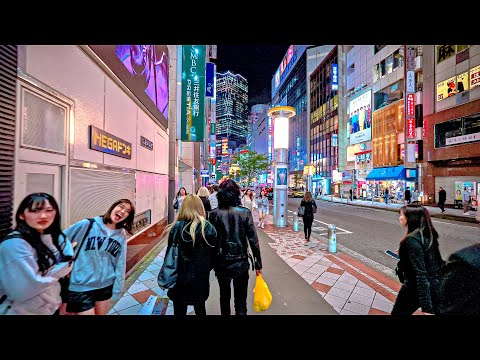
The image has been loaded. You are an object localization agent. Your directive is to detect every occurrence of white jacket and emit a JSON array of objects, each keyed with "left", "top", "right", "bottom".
[{"left": 0, "top": 233, "right": 73, "bottom": 315}]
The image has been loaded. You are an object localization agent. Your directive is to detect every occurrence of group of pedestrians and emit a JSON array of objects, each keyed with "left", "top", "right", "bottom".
[
  {"left": 0, "top": 193, "right": 135, "bottom": 315},
  {"left": 163, "top": 179, "right": 262, "bottom": 316}
]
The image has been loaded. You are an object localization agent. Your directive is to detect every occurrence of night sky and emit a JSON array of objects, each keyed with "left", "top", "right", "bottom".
[{"left": 215, "top": 45, "right": 290, "bottom": 109}]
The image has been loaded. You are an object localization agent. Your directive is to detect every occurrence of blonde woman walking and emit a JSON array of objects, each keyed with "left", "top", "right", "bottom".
[
  {"left": 257, "top": 189, "right": 269, "bottom": 229},
  {"left": 159, "top": 194, "right": 218, "bottom": 316}
]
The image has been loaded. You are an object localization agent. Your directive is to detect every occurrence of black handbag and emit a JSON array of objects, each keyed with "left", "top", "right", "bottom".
[{"left": 157, "top": 236, "right": 179, "bottom": 289}]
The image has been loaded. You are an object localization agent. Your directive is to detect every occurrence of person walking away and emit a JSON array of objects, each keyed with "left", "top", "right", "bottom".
[
  {"left": 404, "top": 187, "right": 411, "bottom": 204},
  {"left": 384, "top": 188, "right": 389, "bottom": 204},
  {"left": 197, "top": 186, "right": 212, "bottom": 219},
  {"left": 256, "top": 189, "right": 270, "bottom": 229},
  {"left": 300, "top": 191, "right": 317, "bottom": 242},
  {"left": 438, "top": 187, "right": 446, "bottom": 213},
  {"left": 160, "top": 194, "right": 218, "bottom": 316},
  {"left": 462, "top": 187, "right": 471, "bottom": 215},
  {"left": 208, "top": 179, "right": 262, "bottom": 315},
  {"left": 391, "top": 205, "right": 445, "bottom": 315},
  {"left": 61, "top": 199, "right": 135, "bottom": 315},
  {"left": 173, "top": 187, "right": 188, "bottom": 215},
  {"left": 0, "top": 193, "right": 74, "bottom": 315},
  {"left": 349, "top": 188, "right": 353, "bottom": 201},
  {"left": 208, "top": 185, "right": 219, "bottom": 210}
]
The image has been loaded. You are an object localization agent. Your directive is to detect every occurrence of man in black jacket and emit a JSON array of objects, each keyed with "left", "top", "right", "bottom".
[
  {"left": 438, "top": 187, "right": 446, "bottom": 213},
  {"left": 209, "top": 179, "right": 262, "bottom": 315}
]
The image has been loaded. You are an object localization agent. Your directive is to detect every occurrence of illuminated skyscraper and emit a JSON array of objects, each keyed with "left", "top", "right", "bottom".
[{"left": 216, "top": 71, "right": 249, "bottom": 150}]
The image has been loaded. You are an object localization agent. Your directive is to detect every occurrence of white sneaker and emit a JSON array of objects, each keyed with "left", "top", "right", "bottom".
[
  {"left": 261, "top": 224, "right": 265, "bottom": 229},
  {"left": 463, "top": 212, "right": 470, "bottom": 215}
]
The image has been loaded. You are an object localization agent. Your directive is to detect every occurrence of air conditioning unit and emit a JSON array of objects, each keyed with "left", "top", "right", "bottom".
[{"left": 415, "top": 55, "right": 423, "bottom": 71}]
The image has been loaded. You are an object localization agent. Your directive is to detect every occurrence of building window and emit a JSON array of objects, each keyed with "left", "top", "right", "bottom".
[{"left": 434, "top": 113, "right": 480, "bottom": 148}]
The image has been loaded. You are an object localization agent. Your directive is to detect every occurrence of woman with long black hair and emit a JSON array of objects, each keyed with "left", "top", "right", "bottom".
[
  {"left": 0, "top": 193, "right": 74, "bottom": 315},
  {"left": 391, "top": 205, "right": 445, "bottom": 315}
]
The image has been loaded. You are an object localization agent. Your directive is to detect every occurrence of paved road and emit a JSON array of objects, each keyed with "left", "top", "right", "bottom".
[{"left": 287, "top": 198, "right": 480, "bottom": 271}]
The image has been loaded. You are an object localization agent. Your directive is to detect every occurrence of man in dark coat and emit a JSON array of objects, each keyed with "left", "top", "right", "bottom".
[
  {"left": 404, "top": 187, "right": 411, "bottom": 204},
  {"left": 438, "top": 187, "right": 446, "bottom": 213},
  {"left": 437, "top": 243, "right": 480, "bottom": 315}
]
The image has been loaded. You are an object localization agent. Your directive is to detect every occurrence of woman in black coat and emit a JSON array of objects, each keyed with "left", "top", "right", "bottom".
[
  {"left": 160, "top": 194, "right": 218, "bottom": 316},
  {"left": 197, "top": 186, "right": 212, "bottom": 218},
  {"left": 208, "top": 179, "right": 262, "bottom": 315},
  {"left": 392, "top": 205, "right": 445, "bottom": 315},
  {"left": 300, "top": 191, "right": 317, "bottom": 242}
]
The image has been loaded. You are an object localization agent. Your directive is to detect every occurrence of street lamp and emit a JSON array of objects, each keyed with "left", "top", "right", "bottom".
[
  {"left": 303, "top": 162, "right": 315, "bottom": 192},
  {"left": 268, "top": 105, "right": 296, "bottom": 228}
]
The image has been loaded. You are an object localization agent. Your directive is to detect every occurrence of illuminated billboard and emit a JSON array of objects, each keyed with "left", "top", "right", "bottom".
[
  {"left": 89, "top": 45, "right": 169, "bottom": 128},
  {"left": 349, "top": 90, "right": 372, "bottom": 145},
  {"left": 271, "top": 45, "right": 308, "bottom": 98}
]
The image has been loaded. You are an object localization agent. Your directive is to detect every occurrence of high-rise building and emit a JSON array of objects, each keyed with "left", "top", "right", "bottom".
[{"left": 216, "top": 71, "right": 249, "bottom": 150}]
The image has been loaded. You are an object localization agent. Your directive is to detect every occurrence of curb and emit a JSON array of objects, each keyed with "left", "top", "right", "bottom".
[{"left": 317, "top": 198, "right": 479, "bottom": 224}]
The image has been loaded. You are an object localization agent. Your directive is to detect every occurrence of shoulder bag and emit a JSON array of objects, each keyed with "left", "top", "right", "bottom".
[{"left": 157, "top": 229, "right": 180, "bottom": 289}]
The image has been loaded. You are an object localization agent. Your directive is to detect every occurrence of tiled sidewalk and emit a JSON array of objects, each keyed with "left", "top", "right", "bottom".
[
  {"left": 110, "top": 212, "right": 402, "bottom": 315},
  {"left": 263, "top": 221, "right": 401, "bottom": 315}
]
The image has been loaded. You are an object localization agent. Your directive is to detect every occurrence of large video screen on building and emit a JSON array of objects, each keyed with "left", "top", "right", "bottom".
[
  {"left": 349, "top": 90, "right": 372, "bottom": 145},
  {"left": 89, "top": 45, "right": 169, "bottom": 128}
]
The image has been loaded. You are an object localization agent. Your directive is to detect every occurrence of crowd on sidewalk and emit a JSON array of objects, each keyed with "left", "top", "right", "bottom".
[{"left": 1, "top": 179, "right": 479, "bottom": 316}]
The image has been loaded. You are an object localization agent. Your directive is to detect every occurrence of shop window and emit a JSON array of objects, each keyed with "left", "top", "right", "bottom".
[
  {"left": 434, "top": 114, "right": 480, "bottom": 148},
  {"left": 380, "top": 60, "right": 386, "bottom": 78},
  {"left": 374, "top": 64, "right": 380, "bottom": 83},
  {"left": 393, "top": 49, "right": 403, "bottom": 70},
  {"left": 386, "top": 54, "right": 394, "bottom": 74}
]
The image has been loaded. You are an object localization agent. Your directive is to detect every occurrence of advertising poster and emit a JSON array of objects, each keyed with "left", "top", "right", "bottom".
[
  {"left": 456, "top": 71, "right": 469, "bottom": 93},
  {"left": 349, "top": 90, "right": 372, "bottom": 145},
  {"left": 275, "top": 165, "right": 288, "bottom": 189},
  {"left": 180, "top": 45, "right": 206, "bottom": 142},
  {"left": 455, "top": 181, "right": 464, "bottom": 200},
  {"left": 89, "top": 45, "right": 169, "bottom": 128},
  {"left": 470, "top": 65, "right": 480, "bottom": 89},
  {"left": 436, "top": 76, "right": 456, "bottom": 101}
]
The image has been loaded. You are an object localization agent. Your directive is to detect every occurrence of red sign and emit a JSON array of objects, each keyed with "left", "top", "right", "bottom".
[
  {"left": 239, "top": 149, "right": 249, "bottom": 154},
  {"left": 406, "top": 94, "right": 415, "bottom": 116},
  {"left": 423, "top": 118, "right": 426, "bottom": 138},
  {"left": 407, "top": 118, "right": 416, "bottom": 139}
]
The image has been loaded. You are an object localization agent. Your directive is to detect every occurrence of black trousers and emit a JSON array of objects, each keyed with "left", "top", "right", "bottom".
[
  {"left": 172, "top": 300, "right": 206, "bottom": 316},
  {"left": 438, "top": 201, "right": 445, "bottom": 212},
  {"left": 391, "top": 284, "right": 420, "bottom": 315},
  {"left": 303, "top": 218, "right": 313, "bottom": 239},
  {"left": 217, "top": 272, "right": 249, "bottom": 315}
]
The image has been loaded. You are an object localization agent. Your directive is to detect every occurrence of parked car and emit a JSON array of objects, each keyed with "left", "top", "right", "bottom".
[{"left": 293, "top": 190, "right": 305, "bottom": 198}]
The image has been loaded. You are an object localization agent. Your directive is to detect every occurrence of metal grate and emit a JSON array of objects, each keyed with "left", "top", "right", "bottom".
[
  {"left": 0, "top": 45, "right": 17, "bottom": 238},
  {"left": 69, "top": 168, "right": 135, "bottom": 226}
]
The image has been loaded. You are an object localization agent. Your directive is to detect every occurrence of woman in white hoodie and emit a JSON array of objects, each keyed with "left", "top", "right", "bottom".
[
  {"left": 62, "top": 199, "right": 135, "bottom": 315},
  {"left": 0, "top": 193, "right": 74, "bottom": 315}
]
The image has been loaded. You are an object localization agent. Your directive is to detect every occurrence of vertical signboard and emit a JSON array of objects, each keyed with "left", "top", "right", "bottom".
[
  {"left": 332, "top": 63, "right": 338, "bottom": 90},
  {"left": 404, "top": 46, "right": 416, "bottom": 168},
  {"left": 181, "top": 45, "right": 206, "bottom": 142},
  {"left": 205, "top": 62, "right": 215, "bottom": 98}
]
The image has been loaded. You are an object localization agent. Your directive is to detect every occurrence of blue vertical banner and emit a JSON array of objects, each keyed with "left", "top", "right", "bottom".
[
  {"left": 181, "top": 45, "right": 206, "bottom": 142},
  {"left": 205, "top": 62, "right": 215, "bottom": 97},
  {"left": 332, "top": 63, "right": 338, "bottom": 90}
]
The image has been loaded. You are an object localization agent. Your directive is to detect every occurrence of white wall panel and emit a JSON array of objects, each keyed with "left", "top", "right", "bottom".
[
  {"left": 153, "top": 174, "right": 169, "bottom": 223},
  {"left": 104, "top": 77, "right": 137, "bottom": 168},
  {"left": 135, "top": 171, "right": 155, "bottom": 216},
  {"left": 24, "top": 45, "right": 104, "bottom": 163},
  {"left": 136, "top": 109, "right": 156, "bottom": 172},
  {"left": 155, "top": 125, "right": 169, "bottom": 175}
]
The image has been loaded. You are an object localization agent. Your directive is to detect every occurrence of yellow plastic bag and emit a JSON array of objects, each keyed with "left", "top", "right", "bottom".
[{"left": 253, "top": 274, "right": 272, "bottom": 312}]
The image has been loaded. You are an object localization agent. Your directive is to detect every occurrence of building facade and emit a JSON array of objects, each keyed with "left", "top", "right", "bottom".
[
  {"left": 215, "top": 71, "right": 249, "bottom": 150},
  {"left": 422, "top": 45, "right": 480, "bottom": 205},
  {"left": 3, "top": 45, "right": 203, "bottom": 273}
]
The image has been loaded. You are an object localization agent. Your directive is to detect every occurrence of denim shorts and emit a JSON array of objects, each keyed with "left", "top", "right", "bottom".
[{"left": 66, "top": 284, "right": 114, "bottom": 313}]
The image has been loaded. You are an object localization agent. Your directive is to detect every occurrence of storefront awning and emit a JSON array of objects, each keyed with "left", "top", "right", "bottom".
[{"left": 366, "top": 166, "right": 409, "bottom": 181}]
